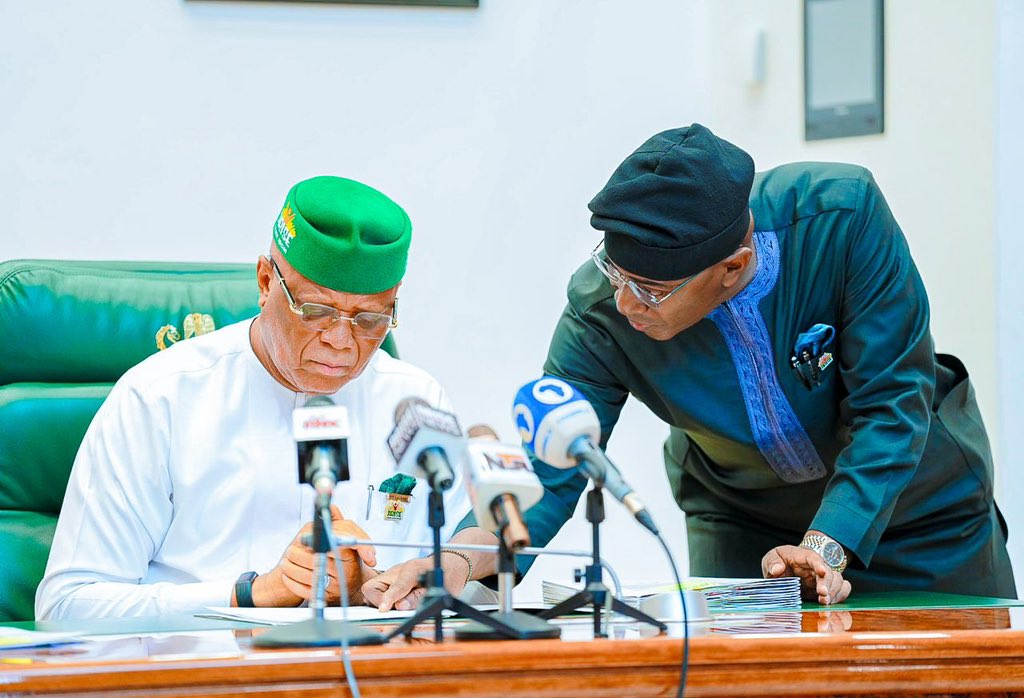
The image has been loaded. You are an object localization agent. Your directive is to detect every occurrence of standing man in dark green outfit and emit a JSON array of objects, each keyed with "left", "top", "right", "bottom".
[
  {"left": 363, "top": 123, "right": 1016, "bottom": 610},
  {"left": 520, "top": 123, "right": 1015, "bottom": 604}
]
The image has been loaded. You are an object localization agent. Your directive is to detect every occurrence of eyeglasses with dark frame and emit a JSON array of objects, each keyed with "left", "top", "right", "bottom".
[
  {"left": 266, "top": 256, "right": 398, "bottom": 339},
  {"left": 590, "top": 242, "right": 701, "bottom": 309}
]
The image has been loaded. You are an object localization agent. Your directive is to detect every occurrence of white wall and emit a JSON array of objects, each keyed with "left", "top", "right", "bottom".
[
  {"left": 997, "top": 0, "right": 1024, "bottom": 596},
  {"left": 1, "top": 0, "right": 709, "bottom": 601}
]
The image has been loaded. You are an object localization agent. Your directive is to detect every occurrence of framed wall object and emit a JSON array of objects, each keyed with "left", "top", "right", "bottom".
[
  {"left": 194, "top": 0, "right": 478, "bottom": 6},
  {"left": 803, "top": 0, "right": 884, "bottom": 141}
]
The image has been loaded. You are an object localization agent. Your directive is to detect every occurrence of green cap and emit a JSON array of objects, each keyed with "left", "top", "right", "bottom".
[{"left": 272, "top": 176, "right": 412, "bottom": 294}]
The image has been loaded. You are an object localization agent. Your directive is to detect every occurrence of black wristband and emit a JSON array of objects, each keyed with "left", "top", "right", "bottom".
[{"left": 234, "top": 571, "right": 258, "bottom": 608}]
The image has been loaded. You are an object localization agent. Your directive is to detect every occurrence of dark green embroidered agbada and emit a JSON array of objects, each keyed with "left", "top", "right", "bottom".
[{"left": 523, "top": 162, "right": 1015, "bottom": 596}]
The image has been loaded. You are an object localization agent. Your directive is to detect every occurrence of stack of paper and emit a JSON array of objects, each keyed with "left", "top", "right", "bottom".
[
  {"left": 710, "top": 612, "right": 803, "bottom": 634},
  {"left": 682, "top": 577, "right": 802, "bottom": 612},
  {"left": 542, "top": 576, "right": 801, "bottom": 614}
]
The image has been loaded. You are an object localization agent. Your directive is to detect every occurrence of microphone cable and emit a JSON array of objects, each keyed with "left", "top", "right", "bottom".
[
  {"left": 321, "top": 508, "right": 363, "bottom": 698},
  {"left": 652, "top": 530, "right": 688, "bottom": 698}
]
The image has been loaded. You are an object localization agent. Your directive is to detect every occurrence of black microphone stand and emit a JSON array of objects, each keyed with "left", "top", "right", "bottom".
[
  {"left": 253, "top": 505, "right": 386, "bottom": 648},
  {"left": 537, "top": 484, "right": 666, "bottom": 637},
  {"left": 385, "top": 487, "right": 526, "bottom": 642}
]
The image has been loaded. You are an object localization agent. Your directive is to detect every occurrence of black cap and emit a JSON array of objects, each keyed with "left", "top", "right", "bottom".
[{"left": 588, "top": 123, "right": 754, "bottom": 280}]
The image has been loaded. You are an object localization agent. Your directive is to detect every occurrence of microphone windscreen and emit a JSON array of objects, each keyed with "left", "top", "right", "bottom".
[{"left": 512, "top": 377, "right": 600, "bottom": 469}]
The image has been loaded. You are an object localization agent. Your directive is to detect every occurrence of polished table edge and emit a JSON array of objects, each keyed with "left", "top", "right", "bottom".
[
  {"left": 5, "top": 621, "right": 1024, "bottom": 696},
  {"left": 5, "top": 600, "right": 1024, "bottom": 697}
]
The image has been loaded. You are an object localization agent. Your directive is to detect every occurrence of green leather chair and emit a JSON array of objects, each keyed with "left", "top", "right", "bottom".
[{"left": 0, "top": 259, "right": 398, "bottom": 621}]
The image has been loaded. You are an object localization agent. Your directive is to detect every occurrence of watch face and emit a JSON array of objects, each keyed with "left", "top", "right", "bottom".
[{"left": 821, "top": 540, "right": 845, "bottom": 568}]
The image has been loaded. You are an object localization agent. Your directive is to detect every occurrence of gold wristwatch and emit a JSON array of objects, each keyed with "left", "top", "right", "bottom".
[{"left": 800, "top": 533, "right": 848, "bottom": 574}]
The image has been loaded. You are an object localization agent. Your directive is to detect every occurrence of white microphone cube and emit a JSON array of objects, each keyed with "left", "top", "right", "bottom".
[
  {"left": 387, "top": 399, "right": 465, "bottom": 484},
  {"left": 465, "top": 439, "right": 544, "bottom": 532},
  {"left": 292, "top": 401, "right": 351, "bottom": 487},
  {"left": 293, "top": 403, "right": 350, "bottom": 442}
]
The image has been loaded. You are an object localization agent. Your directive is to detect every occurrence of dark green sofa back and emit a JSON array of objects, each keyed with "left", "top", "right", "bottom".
[{"left": 0, "top": 259, "right": 397, "bottom": 621}]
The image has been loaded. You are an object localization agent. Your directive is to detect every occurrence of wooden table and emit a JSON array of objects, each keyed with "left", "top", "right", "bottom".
[{"left": 3, "top": 606, "right": 1024, "bottom": 697}]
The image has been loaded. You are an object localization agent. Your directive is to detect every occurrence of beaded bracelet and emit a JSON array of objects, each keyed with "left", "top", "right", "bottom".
[{"left": 433, "top": 548, "right": 473, "bottom": 585}]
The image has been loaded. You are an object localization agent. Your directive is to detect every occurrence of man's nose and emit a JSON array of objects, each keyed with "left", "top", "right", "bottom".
[
  {"left": 614, "top": 285, "right": 645, "bottom": 315},
  {"left": 318, "top": 320, "right": 358, "bottom": 350}
]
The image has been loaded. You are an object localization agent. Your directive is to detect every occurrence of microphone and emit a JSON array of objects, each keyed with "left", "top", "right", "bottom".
[
  {"left": 293, "top": 395, "right": 350, "bottom": 511},
  {"left": 464, "top": 425, "right": 544, "bottom": 551},
  {"left": 513, "top": 377, "right": 659, "bottom": 535},
  {"left": 386, "top": 397, "right": 462, "bottom": 492}
]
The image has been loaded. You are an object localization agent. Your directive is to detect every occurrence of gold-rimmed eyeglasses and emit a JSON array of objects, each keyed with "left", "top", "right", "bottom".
[{"left": 266, "top": 256, "right": 398, "bottom": 339}]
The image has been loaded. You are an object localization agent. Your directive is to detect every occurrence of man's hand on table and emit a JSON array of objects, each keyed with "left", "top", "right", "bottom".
[
  {"left": 362, "top": 553, "right": 469, "bottom": 611},
  {"left": 761, "top": 545, "right": 851, "bottom": 605},
  {"left": 362, "top": 527, "right": 500, "bottom": 611},
  {"left": 249, "top": 504, "right": 378, "bottom": 607}
]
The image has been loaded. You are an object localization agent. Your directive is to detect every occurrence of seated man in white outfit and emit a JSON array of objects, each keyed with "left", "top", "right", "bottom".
[{"left": 36, "top": 176, "right": 478, "bottom": 619}]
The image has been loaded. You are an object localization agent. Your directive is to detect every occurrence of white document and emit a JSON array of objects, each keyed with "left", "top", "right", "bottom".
[{"left": 199, "top": 606, "right": 433, "bottom": 625}]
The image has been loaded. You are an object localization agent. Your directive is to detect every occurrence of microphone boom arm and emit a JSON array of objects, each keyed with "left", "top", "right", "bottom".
[{"left": 326, "top": 536, "right": 625, "bottom": 600}]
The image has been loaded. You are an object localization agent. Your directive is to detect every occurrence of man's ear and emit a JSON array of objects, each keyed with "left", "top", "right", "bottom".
[
  {"left": 720, "top": 246, "right": 754, "bottom": 290},
  {"left": 256, "top": 256, "right": 272, "bottom": 308}
]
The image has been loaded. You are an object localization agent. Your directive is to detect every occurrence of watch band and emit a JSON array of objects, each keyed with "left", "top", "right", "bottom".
[
  {"left": 799, "top": 534, "right": 848, "bottom": 574},
  {"left": 234, "top": 571, "right": 258, "bottom": 608}
]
